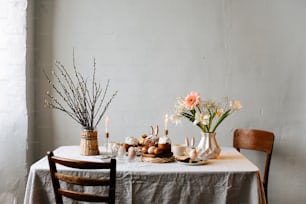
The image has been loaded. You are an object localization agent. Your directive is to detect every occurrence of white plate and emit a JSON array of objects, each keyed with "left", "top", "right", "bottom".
[
  {"left": 95, "top": 154, "right": 112, "bottom": 160},
  {"left": 177, "top": 160, "right": 208, "bottom": 166}
]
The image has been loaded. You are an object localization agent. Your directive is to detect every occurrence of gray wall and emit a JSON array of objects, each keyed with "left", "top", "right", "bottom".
[{"left": 1, "top": 0, "right": 304, "bottom": 203}]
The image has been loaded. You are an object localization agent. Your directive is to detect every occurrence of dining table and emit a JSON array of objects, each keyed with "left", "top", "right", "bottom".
[{"left": 23, "top": 146, "right": 266, "bottom": 204}]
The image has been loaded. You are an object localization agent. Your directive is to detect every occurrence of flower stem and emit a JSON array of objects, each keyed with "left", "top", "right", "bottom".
[{"left": 212, "top": 109, "right": 231, "bottom": 132}]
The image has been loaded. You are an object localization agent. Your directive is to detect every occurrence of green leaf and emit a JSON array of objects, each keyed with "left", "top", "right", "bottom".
[{"left": 212, "top": 109, "right": 231, "bottom": 132}]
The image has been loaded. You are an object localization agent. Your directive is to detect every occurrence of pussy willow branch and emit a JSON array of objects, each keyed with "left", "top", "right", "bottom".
[
  {"left": 45, "top": 94, "right": 82, "bottom": 126},
  {"left": 54, "top": 61, "right": 84, "bottom": 121},
  {"left": 44, "top": 68, "right": 87, "bottom": 127},
  {"left": 45, "top": 54, "right": 117, "bottom": 130},
  {"left": 95, "top": 79, "right": 110, "bottom": 118},
  {"left": 54, "top": 61, "right": 86, "bottom": 124},
  {"left": 51, "top": 69, "right": 76, "bottom": 116},
  {"left": 58, "top": 61, "right": 85, "bottom": 117},
  {"left": 94, "top": 90, "right": 118, "bottom": 129}
]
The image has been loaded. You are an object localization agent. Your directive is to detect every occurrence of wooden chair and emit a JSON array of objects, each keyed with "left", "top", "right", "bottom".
[
  {"left": 233, "top": 129, "right": 275, "bottom": 202},
  {"left": 47, "top": 151, "right": 116, "bottom": 204}
]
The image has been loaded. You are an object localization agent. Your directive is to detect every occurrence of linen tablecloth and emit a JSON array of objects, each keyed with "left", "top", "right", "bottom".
[{"left": 24, "top": 146, "right": 266, "bottom": 204}]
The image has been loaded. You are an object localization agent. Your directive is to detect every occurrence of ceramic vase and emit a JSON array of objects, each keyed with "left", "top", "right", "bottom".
[{"left": 196, "top": 132, "right": 221, "bottom": 159}]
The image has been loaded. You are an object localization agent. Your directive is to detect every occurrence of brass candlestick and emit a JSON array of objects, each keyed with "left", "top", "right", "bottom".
[{"left": 105, "top": 132, "right": 110, "bottom": 153}]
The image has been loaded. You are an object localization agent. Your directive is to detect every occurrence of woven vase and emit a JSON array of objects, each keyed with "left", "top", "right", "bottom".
[{"left": 80, "top": 129, "right": 99, "bottom": 156}]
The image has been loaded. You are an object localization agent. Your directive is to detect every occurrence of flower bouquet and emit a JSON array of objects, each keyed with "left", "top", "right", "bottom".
[{"left": 172, "top": 91, "right": 242, "bottom": 159}]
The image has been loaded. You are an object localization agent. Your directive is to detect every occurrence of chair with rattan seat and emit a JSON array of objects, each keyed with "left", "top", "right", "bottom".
[
  {"left": 47, "top": 151, "right": 116, "bottom": 204},
  {"left": 233, "top": 128, "right": 275, "bottom": 203}
]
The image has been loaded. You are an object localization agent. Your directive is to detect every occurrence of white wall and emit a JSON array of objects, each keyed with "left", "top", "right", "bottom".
[
  {"left": 0, "top": 0, "right": 27, "bottom": 203},
  {"left": 25, "top": 0, "right": 306, "bottom": 203}
]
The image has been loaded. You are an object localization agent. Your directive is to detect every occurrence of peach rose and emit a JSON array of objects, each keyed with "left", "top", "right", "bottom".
[{"left": 184, "top": 91, "right": 200, "bottom": 110}]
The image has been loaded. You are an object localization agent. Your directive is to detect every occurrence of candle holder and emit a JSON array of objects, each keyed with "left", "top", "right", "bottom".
[{"left": 104, "top": 132, "right": 110, "bottom": 154}]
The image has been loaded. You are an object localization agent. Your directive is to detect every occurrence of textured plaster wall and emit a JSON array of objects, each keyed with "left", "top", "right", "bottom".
[
  {"left": 26, "top": 0, "right": 306, "bottom": 204},
  {"left": 0, "top": 0, "right": 27, "bottom": 203}
]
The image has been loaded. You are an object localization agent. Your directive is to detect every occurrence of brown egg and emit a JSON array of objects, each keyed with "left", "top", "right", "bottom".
[
  {"left": 148, "top": 146, "right": 156, "bottom": 154},
  {"left": 141, "top": 146, "right": 148, "bottom": 154},
  {"left": 153, "top": 147, "right": 163, "bottom": 155}
]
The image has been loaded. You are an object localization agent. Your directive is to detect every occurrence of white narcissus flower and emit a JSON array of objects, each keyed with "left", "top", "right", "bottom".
[
  {"left": 193, "top": 120, "right": 199, "bottom": 126},
  {"left": 231, "top": 100, "right": 242, "bottom": 111},
  {"left": 202, "top": 114, "right": 210, "bottom": 125},
  {"left": 194, "top": 112, "right": 210, "bottom": 125},
  {"left": 170, "top": 114, "right": 182, "bottom": 126},
  {"left": 204, "top": 99, "right": 216, "bottom": 110},
  {"left": 216, "top": 108, "right": 224, "bottom": 117},
  {"left": 175, "top": 97, "right": 185, "bottom": 114},
  {"left": 194, "top": 112, "right": 202, "bottom": 125}
]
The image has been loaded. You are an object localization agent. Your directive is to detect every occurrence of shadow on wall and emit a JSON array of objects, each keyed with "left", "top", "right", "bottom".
[{"left": 26, "top": 0, "right": 56, "bottom": 166}]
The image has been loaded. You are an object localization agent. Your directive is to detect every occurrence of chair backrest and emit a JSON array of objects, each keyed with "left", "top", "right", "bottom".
[
  {"left": 47, "top": 151, "right": 116, "bottom": 204},
  {"left": 233, "top": 129, "right": 275, "bottom": 201}
]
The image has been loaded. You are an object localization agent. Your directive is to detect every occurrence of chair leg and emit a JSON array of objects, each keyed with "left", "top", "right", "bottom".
[{"left": 264, "top": 187, "right": 268, "bottom": 204}]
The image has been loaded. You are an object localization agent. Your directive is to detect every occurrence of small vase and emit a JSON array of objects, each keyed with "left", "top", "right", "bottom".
[
  {"left": 80, "top": 129, "right": 100, "bottom": 156},
  {"left": 196, "top": 132, "right": 221, "bottom": 159}
]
